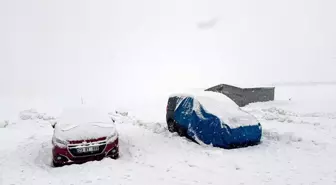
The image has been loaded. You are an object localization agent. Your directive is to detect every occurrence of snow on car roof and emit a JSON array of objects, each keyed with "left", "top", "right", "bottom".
[
  {"left": 58, "top": 106, "right": 112, "bottom": 125},
  {"left": 170, "top": 90, "right": 258, "bottom": 128},
  {"left": 169, "top": 90, "right": 239, "bottom": 108}
]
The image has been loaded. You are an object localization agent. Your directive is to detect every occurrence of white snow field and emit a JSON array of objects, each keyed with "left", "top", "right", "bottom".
[{"left": 1, "top": 84, "right": 336, "bottom": 185}]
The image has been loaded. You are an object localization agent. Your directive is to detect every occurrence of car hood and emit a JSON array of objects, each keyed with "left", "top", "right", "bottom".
[
  {"left": 221, "top": 110, "right": 259, "bottom": 129},
  {"left": 54, "top": 121, "right": 117, "bottom": 141}
]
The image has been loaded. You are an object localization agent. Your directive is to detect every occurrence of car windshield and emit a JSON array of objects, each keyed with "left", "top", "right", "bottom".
[{"left": 58, "top": 107, "right": 111, "bottom": 127}]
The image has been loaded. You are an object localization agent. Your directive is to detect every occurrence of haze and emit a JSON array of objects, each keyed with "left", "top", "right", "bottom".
[{"left": 1, "top": 0, "right": 335, "bottom": 113}]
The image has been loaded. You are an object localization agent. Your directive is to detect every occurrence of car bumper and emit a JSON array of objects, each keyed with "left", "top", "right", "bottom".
[
  {"left": 52, "top": 138, "right": 119, "bottom": 166},
  {"left": 225, "top": 124, "right": 262, "bottom": 148}
]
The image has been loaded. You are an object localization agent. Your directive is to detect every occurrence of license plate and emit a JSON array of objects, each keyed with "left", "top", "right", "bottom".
[{"left": 77, "top": 146, "right": 99, "bottom": 153}]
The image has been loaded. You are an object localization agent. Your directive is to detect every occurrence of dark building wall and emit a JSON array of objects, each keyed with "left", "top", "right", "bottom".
[
  {"left": 243, "top": 88, "right": 275, "bottom": 104},
  {"left": 206, "top": 84, "right": 244, "bottom": 106},
  {"left": 205, "top": 84, "right": 275, "bottom": 107}
]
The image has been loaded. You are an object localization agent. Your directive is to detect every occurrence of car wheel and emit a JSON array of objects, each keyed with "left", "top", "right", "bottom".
[
  {"left": 52, "top": 160, "right": 63, "bottom": 168},
  {"left": 167, "top": 120, "right": 176, "bottom": 132},
  {"left": 177, "top": 126, "right": 186, "bottom": 137},
  {"left": 111, "top": 153, "right": 119, "bottom": 159}
]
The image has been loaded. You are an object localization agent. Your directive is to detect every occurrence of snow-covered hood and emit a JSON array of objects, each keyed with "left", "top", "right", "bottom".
[
  {"left": 196, "top": 96, "right": 259, "bottom": 128},
  {"left": 53, "top": 106, "right": 118, "bottom": 141},
  {"left": 196, "top": 99, "right": 259, "bottom": 128},
  {"left": 54, "top": 121, "right": 117, "bottom": 141},
  {"left": 221, "top": 110, "right": 259, "bottom": 129}
]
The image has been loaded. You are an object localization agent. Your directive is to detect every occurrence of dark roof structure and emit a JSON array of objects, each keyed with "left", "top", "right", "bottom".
[{"left": 205, "top": 84, "right": 275, "bottom": 107}]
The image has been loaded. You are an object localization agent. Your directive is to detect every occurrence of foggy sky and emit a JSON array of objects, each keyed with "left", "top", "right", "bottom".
[{"left": 1, "top": 0, "right": 335, "bottom": 106}]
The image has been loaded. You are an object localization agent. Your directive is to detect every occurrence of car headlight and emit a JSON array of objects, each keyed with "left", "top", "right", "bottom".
[
  {"left": 52, "top": 137, "right": 68, "bottom": 146},
  {"left": 106, "top": 132, "right": 118, "bottom": 142}
]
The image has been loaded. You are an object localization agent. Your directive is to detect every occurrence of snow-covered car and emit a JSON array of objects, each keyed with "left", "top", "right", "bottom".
[
  {"left": 51, "top": 107, "right": 119, "bottom": 167},
  {"left": 166, "top": 91, "right": 262, "bottom": 149}
]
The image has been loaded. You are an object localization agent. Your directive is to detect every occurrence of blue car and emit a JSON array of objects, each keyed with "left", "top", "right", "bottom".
[{"left": 166, "top": 91, "right": 262, "bottom": 149}]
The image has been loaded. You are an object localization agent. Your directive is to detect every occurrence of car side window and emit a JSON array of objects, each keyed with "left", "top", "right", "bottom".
[{"left": 167, "top": 97, "right": 178, "bottom": 111}]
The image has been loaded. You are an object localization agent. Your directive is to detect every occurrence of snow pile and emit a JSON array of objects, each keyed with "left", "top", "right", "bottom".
[
  {"left": 263, "top": 129, "right": 303, "bottom": 144},
  {"left": 19, "top": 109, "right": 55, "bottom": 121},
  {"left": 303, "top": 112, "right": 336, "bottom": 119},
  {"left": 109, "top": 111, "right": 137, "bottom": 124},
  {"left": 243, "top": 97, "right": 336, "bottom": 146},
  {"left": 0, "top": 120, "right": 9, "bottom": 128},
  {"left": 115, "top": 110, "right": 128, "bottom": 117},
  {"left": 110, "top": 111, "right": 166, "bottom": 134},
  {"left": 260, "top": 107, "right": 296, "bottom": 123},
  {"left": 136, "top": 120, "right": 166, "bottom": 134},
  {"left": 245, "top": 102, "right": 331, "bottom": 127}
]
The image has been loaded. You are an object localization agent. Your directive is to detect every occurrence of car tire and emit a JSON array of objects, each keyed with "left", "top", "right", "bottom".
[
  {"left": 167, "top": 119, "right": 177, "bottom": 133},
  {"left": 111, "top": 153, "right": 119, "bottom": 159},
  {"left": 52, "top": 161, "right": 63, "bottom": 168},
  {"left": 177, "top": 126, "right": 186, "bottom": 137}
]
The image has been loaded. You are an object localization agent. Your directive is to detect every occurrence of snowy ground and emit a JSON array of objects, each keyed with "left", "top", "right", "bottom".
[{"left": 1, "top": 85, "right": 336, "bottom": 185}]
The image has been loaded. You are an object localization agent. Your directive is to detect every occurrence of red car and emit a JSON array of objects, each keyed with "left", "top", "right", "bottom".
[{"left": 51, "top": 107, "right": 119, "bottom": 167}]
